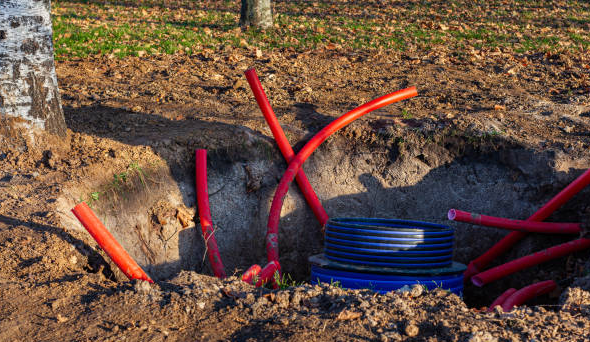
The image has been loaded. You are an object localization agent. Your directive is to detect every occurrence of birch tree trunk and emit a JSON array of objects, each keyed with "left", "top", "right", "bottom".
[
  {"left": 0, "top": 0, "right": 66, "bottom": 141},
  {"left": 240, "top": 0, "right": 273, "bottom": 29}
]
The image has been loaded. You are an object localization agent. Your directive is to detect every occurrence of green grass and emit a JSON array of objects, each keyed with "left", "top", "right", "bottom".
[
  {"left": 52, "top": 0, "right": 590, "bottom": 59},
  {"left": 79, "top": 162, "right": 148, "bottom": 206}
]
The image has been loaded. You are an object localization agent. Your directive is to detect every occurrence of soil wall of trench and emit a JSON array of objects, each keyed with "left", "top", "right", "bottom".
[{"left": 56, "top": 123, "right": 590, "bottom": 305}]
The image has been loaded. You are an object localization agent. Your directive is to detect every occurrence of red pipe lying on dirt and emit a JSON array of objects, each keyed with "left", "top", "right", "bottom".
[
  {"left": 244, "top": 68, "right": 329, "bottom": 226},
  {"left": 487, "top": 288, "right": 517, "bottom": 312},
  {"left": 501, "top": 280, "right": 557, "bottom": 312},
  {"left": 472, "top": 238, "right": 590, "bottom": 287},
  {"left": 195, "top": 149, "right": 227, "bottom": 279},
  {"left": 265, "top": 87, "right": 418, "bottom": 262},
  {"left": 465, "top": 168, "right": 590, "bottom": 281},
  {"left": 255, "top": 260, "right": 281, "bottom": 288},
  {"left": 448, "top": 209, "right": 581, "bottom": 234},
  {"left": 72, "top": 202, "right": 153, "bottom": 283},
  {"left": 242, "top": 264, "right": 262, "bottom": 284}
]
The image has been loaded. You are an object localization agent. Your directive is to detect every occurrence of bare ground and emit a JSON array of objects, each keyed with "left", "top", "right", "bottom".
[{"left": 1, "top": 48, "right": 590, "bottom": 341}]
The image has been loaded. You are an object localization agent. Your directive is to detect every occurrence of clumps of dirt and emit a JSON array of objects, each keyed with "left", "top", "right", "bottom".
[{"left": 81, "top": 273, "right": 588, "bottom": 341}]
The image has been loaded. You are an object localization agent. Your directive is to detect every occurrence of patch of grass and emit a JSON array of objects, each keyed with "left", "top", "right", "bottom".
[
  {"left": 274, "top": 272, "right": 305, "bottom": 290},
  {"left": 401, "top": 109, "right": 413, "bottom": 119},
  {"left": 52, "top": 0, "right": 590, "bottom": 59},
  {"left": 79, "top": 162, "right": 149, "bottom": 206}
]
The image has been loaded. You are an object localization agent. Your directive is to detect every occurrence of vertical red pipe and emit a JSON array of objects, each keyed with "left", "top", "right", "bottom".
[
  {"left": 195, "top": 149, "right": 227, "bottom": 279},
  {"left": 265, "top": 87, "right": 418, "bottom": 262},
  {"left": 244, "top": 68, "right": 329, "bottom": 226},
  {"left": 465, "top": 168, "right": 590, "bottom": 280},
  {"left": 72, "top": 202, "right": 153, "bottom": 283},
  {"left": 501, "top": 280, "right": 556, "bottom": 312}
]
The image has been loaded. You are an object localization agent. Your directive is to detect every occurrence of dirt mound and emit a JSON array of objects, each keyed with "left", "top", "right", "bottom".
[{"left": 1, "top": 48, "right": 589, "bottom": 340}]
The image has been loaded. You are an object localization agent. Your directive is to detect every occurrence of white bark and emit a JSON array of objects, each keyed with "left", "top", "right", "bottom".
[
  {"left": 240, "top": 0, "right": 273, "bottom": 29},
  {"left": 0, "top": 0, "right": 66, "bottom": 136}
]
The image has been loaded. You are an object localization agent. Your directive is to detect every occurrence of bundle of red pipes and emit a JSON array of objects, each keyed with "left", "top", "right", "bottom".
[{"left": 451, "top": 168, "right": 590, "bottom": 308}]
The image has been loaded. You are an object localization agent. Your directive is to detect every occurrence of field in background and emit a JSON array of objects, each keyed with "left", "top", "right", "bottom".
[{"left": 52, "top": 0, "right": 590, "bottom": 59}]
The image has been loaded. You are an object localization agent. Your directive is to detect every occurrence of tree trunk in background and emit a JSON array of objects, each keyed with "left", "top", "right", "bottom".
[
  {"left": 240, "top": 0, "right": 273, "bottom": 29},
  {"left": 0, "top": 0, "right": 66, "bottom": 140}
]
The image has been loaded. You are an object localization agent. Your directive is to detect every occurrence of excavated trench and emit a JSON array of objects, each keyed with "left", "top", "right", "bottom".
[{"left": 57, "top": 123, "right": 590, "bottom": 308}]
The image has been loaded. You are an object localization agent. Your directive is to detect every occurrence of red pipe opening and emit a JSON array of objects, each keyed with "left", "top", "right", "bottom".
[
  {"left": 448, "top": 209, "right": 581, "bottom": 234},
  {"left": 244, "top": 68, "right": 329, "bottom": 226},
  {"left": 501, "top": 280, "right": 557, "bottom": 312},
  {"left": 195, "top": 149, "right": 227, "bottom": 279},
  {"left": 242, "top": 264, "right": 262, "bottom": 285},
  {"left": 465, "top": 168, "right": 590, "bottom": 281},
  {"left": 255, "top": 260, "right": 281, "bottom": 288},
  {"left": 487, "top": 288, "right": 517, "bottom": 312},
  {"left": 472, "top": 238, "right": 590, "bottom": 287},
  {"left": 71, "top": 202, "right": 153, "bottom": 283},
  {"left": 265, "top": 87, "right": 418, "bottom": 262}
]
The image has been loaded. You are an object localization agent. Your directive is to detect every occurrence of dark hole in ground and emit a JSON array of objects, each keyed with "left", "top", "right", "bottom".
[{"left": 59, "top": 104, "right": 590, "bottom": 310}]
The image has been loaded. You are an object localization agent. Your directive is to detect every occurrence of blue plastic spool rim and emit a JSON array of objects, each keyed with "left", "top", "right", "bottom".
[
  {"left": 311, "top": 264, "right": 463, "bottom": 281},
  {"left": 326, "top": 224, "right": 454, "bottom": 238},
  {"left": 324, "top": 249, "right": 453, "bottom": 263},
  {"left": 325, "top": 254, "right": 453, "bottom": 268},
  {"left": 311, "top": 269, "right": 463, "bottom": 289},
  {"left": 325, "top": 242, "right": 454, "bottom": 257},
  {"left": 309, "top": 254, "right": 467, "bottom": 276},
  {"left": 325, "top": 236, "right": 454, "bottom": 250},
  {"left": 325, "top": 230, "right": 454, "bottom": 244},
  {"left": 329, "top": 217, "right": 453, "bottom": 232}
]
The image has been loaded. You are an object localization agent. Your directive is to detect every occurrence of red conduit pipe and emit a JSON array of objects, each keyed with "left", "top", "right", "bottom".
[
  {"left": 244, "top": 68, "right": 329, "bottom": 226},
  {"left": 255, "top": 260, "right": 281, "bottom": 288},
  {"left": 465, "top": 168, "right": 590, "bottom": 281},
  {"left": 242, "top": 264, "right": 262, "bottom": 285},
  {"left": 448, "top": 209, "right": 581, "bottom": 234},
  {"left": 265, "top": 87, "right": 418, "bottom": 262},
  {"left": 472, "top": 238, "right": 590, "bottom": 287},
  {"left": 501, "top": 280, "right": 557, "bottom": 312},
  {"left": 195, "top": 149, "right": 227, "bottom": 279},
  {"left": 487, "top": 288, "right": 517, "bottom": 312},
  {"left": 72, "top": 202, "right": 153, "bottom": 283}
]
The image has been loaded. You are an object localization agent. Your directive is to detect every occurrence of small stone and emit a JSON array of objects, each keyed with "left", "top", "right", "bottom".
[
  {"left": 468, "top": 331, "right": 498, "bottom": 342},
  {"left": 56, "top": 314, "right": 68, "bottom": 323},
  {"left": 410, "top": 284, "right": 424, "bottom": 298},
  {"left": 233, "top": 79, "right": 244, "bottom": 89},
  {"left": 69, "top": 255, "right": 78, "bottom": 265},
  {"left": 197, "top": 302, "right": 206, "bottom": 310},
  {"left": 276, "top": 291, "right": 290, "bottom": 309},
  {"left": 405, "top": 323, "right": 419, "bottom": 337}
]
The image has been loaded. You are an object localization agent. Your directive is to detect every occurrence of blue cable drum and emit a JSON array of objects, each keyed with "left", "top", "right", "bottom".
[
  {"left": 310, "top": 217, "right": 465, "bottom": 297},
  {"left": 325, "top": 218, "right": 455, "bottom": 267}
]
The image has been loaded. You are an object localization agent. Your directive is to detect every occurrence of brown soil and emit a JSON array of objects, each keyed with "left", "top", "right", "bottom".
[{"left": 1, "top": 48, "right": 590, "bottom": 341}]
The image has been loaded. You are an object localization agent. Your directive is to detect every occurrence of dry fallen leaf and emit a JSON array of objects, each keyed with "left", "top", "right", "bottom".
[{"left": 337, "top": 310, "right": 362, "bottom": 320}]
